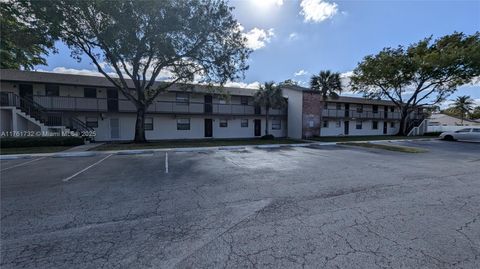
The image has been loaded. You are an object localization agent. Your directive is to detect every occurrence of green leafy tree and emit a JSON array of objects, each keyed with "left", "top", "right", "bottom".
[
  {"left": 19, "top": 0, "right": 251, "bottom": 142},
  {"left": 0, "top": 2, "right": 56, "bottom": 69},
  {"left": 449, "top": 95, "right": 475, "bottom": 124},
  {"left": 470, "top": 106, "right": 480, "bottom": 120},
  {"left": 309, "top": 70, "right": 343, "bottom": 136},
  {"left": 253, "top": 82, "right": 286, "bottom": 136},
  {"left": 351, "top": 32, "right": 480, "bottom": 135}
]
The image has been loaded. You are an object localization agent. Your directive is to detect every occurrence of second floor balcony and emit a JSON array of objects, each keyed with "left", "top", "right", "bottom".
[
  {"left": 321, "top": 108, "right": 422, "bottom": 120},
  {"left": 1, "top": 93, "right": 286, "bottom": 116}
]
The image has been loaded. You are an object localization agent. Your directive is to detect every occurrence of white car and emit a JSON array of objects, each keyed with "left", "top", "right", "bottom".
[{"left": 439, "top": 128, "right": 480, "bottom": 142}]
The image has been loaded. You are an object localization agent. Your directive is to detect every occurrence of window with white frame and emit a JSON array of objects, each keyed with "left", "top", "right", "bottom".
[
  {"left": 45, "top": 84, "right": 60, "bottom": 96},
  {"left": 86, "top": 117, "right": 98, "bottom": 128},
  {"left": 272, "top": 119, "right": 281, "bottom": 130},
  {"left": 240, "top": 96, "right": 248, "bottom": 105},
  {"left": 336, "top": 121, "right": 341, "bottom": 128},
  {"left": 356, "top": 104, "right": 363, "bottom": 113},
  {"left": 336, "top": 103, "right": 341, "bottom": 110},
  {"left": 219, "top": 119, "right": 228, "bottom": 127},
  {"left": 241, "top": 119, "right": 248, "bottom": 128},
  {"left": 356, "top": 121, "right": 363, "bottom": 129},
  {"left": 177, "top": 118, "right": 190, "bottom": 130},
  {"left": 144, "top": 117, "right": 153, "bottom": 130},
  {"left": 372, "top": 105, "right": 378, "bottom": 113},
  {"left": 372, "top": 121, "right": 378, "bottom": 129},
  {"left": 322, "top": 121, "right": 329, "bottom": 128},
  {"left": 176, "top": 93, "right": 189, "bottom": 105}
]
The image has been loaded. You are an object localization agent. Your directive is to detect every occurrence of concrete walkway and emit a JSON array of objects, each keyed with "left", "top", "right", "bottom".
[{"left": 62, "top": 143, "right": 104, "bottom": 152}]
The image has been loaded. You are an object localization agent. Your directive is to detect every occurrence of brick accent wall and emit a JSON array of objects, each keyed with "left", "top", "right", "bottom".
[{"left": 302, "top": 92, "right": 323, "bottom": 138}]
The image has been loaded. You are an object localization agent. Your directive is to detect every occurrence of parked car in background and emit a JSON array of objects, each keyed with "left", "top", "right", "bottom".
[{"left": 439, "top": 128, "right": 480, "bottom": 142}]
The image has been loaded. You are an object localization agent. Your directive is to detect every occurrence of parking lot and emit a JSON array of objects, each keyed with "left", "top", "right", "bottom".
[{"left": 1, "top": 140, "right": 479, "bottom": 268}]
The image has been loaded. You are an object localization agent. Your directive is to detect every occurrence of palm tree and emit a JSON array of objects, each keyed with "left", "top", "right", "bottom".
[
  {"left": 450, "top": 95, "right": 475, "bottom": 125},
  {"left": 254, "top": 82, "right": 286, "bottom": 136},
  {"left": 310, "top": 70, "right": 343, "bottom": 136}
]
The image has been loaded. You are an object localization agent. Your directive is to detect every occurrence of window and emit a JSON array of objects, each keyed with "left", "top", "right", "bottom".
[
  {"left": 336, "top": 121, "right": 341, "bottom": 128},
  {"left": 324, "top": 102, "right": 329, "bottom": 109},
  {"left": 356, "top": 121, "right": 362, "bottom": 129},
  {"left": 372, "top": 105, "right": 378, "bottom": 113},
  {"left": 219, "top": 119, "right": 228, "bottom": 127},
  {"left": 390, "top": 106, "right": 395, "bottom": 112},
  {"left": 472, "top": 128, "right": 480, "bottom": 133},
  {"left": 86, "top": 117, "right": 98, "bottom": 128},
  {"left": 455, "top": 128, "right": 471, "bottom": 133},
  {"left": 372, "top": 121, "right": 378, "bottom": 129},
  {"left": 272, "top": 119, "right": 281, "bottom": 130},
  {"left": 241, "top": 119, "right": 248, "bottom": 128},
  {"left": 336, "top": 103, "right": 341, "bottom": 110},
  {"left": 45, "top": 84, "right": 59, "bottom": 96},
  {"left": 322, "top": 121, "right": 329, "bottom": 128},
  {"left": 177, "top": 118, "right": 190, "bottom": 130},
  {"left": 176, "top": 93, "right": 189, "bottom": 105},
  {"left": 390, "top": 122, "right": 395, "bottom": 128},
  {"left": 240, "top": 96, "right": 249, "bottom": 105},
  {"left": 356, "top": 105, "right": 363, "bottom": 113},
  {"left": 84, "top": 88, "right": 97, "bottom": 98},
  {"left": 144, "top": 117, "right": 153, "bottom": 130}
]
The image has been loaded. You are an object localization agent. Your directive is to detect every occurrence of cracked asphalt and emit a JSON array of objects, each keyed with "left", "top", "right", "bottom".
[{"left": 1, "top": 140, "right": 479, "bottom": 268}]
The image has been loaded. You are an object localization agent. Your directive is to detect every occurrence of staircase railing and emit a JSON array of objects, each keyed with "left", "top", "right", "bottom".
[
  {"left": 69, "top": 117, "right": 94, "bottom": 133},
  {"left": 1, "top": 92, "right": 49, "bottom": 124}
]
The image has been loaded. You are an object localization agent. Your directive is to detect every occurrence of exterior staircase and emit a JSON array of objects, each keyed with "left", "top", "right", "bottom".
[{"left": 1, "top": 92, "right": 94, "bottom": 139}]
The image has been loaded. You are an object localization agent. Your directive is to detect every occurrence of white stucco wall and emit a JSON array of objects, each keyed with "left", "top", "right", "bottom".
[
  {"left": 0, "top": 109, "right": 12, "bottom": 132},
  {"left": 320, "top": 120, "right": 399, "bottom": 136},
  {"left": 282, "top": 88, "right": 303, "bottom": 139}
]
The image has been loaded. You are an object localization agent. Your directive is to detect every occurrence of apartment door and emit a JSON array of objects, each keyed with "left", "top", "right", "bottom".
[
  {"left": 107, "top": 88, "right": 119, "bottom": 112},
  {"left": 204, "top": 95, "right": 213, "bottom": 113},
  {"left": 383, "top": 122, "right": 388, "bottom": 134},
  {"left": 344, "top": 103, "right": 350, "bottom": 117},
  {"left": 204, "top": 119, "right": 213, "bottom": 137},
  {"left": 254, "top": 106, "right": 261, "bottom": 115},
  {"left": 344, "top": 121, "right": 349, "bottom": 135},
  {"left": 384, "top": 106, "right": 388, "bottom": 119},
  {"left": 19, "top": 84, "right": 33, "bottom": 109},
  {"left": 110, "top": 118, "right": 120, "bottom": 139},
  {"left": 254, "top": 119, "right": 261, "bottom": 136}
]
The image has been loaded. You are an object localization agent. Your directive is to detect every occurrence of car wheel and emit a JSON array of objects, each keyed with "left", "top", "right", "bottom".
[{"left": 443, "top": 135, "right": 455, "bottom": 141}]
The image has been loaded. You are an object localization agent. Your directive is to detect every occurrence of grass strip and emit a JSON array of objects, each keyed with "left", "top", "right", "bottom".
[{"left": 339, "top": 142, "right": 428, "bottom": 153}]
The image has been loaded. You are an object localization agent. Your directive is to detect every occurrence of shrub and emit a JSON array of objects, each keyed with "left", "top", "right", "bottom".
[
  {"left": 261, "top": 134, "right": 275, "bottom": 140},
  {"left": 0, "top": 137, "right": 84, "bottom": 148}
]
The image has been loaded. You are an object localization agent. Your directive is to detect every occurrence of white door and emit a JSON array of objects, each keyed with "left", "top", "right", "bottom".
[{"left": 110, "top": 118, "right": 120, "bottom": 139}]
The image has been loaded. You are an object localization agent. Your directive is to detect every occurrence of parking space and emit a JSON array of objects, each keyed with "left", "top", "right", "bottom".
[{"left": 1, "top": 141, "right": 479, "bottom": 268}]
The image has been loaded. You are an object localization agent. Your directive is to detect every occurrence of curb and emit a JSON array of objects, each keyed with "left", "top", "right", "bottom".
[{"left": 52, "top": 152, "right": 97, "bottom": 158}]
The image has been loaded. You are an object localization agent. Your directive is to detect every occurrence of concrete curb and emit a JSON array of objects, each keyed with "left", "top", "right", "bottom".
[{"left": 52, "top": 152, "right": 97, "bottom": 158}]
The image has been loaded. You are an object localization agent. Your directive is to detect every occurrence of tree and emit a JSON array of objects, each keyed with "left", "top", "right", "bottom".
[
  {"left": 449, "top": 95, "right": 475, "bottom": 124},
  {"left": 470, "top": 106, "right": 480, "bottom": 120},
  {"left": 309, "top": 70, "right": 343, "bottom": 136},
  {"left": 253, "top": 82, "right": 286, "bottom": 136},
  {"left": 350, "top": 32, "right": 480, "bottom": 135},
  {"left": 0, "top": 2, "right": 56, "bottom": 69},
  {"left": 279, "top": 79, "right": 299, "bottom": 87},
  {"left": 19, "top": 0, "right": 251, "bottom": 142}
]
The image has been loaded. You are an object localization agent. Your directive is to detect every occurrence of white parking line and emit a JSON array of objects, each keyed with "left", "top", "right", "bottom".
[
  {"left": 62, "top": 154, "right": 113, "bottom": 182},
  {"left": 165, "top": 152, "right": 169, "bottom": 173},
  {"left": 0, "top": 157, "right": 47, "bottom": 172}
]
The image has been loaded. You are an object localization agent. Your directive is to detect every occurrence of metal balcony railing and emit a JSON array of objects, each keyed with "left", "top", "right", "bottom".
[
  {"left": 28, "top": 95, "right": 286, "bottom": 116},
  {"left": 322, "top": 109, "right": 403, "bottom": 120}
]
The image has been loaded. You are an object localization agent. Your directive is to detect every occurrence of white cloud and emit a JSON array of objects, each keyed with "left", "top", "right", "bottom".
[
  {"left": 238, "top": 24, "right": 275, "bottom": 50},
  {"left": 294, "top": 69, "right": 309, "bottom": 76},
  {"left": 288, "top": 32, "right": 299, "bottom": 41},
  {"left": 300, "top": 0, "right": 339, "bottom": 23},
  {"left": 224, "top": 81, "right": 261, "bottom": 89}
]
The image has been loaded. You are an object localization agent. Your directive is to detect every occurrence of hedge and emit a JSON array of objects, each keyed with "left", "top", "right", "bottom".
[{"left": 0, "top": 137, "right": 84, "bottom": 148}]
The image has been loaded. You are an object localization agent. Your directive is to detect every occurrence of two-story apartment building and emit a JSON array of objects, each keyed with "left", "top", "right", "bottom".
[
  {"left": 0, "top": 70, "right": 287, "bottom": 141},
  {"left": 0, "top": 70, "right": 424, "bottom": 141}
]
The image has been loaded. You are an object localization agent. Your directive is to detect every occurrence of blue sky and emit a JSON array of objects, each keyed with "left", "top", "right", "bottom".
[{"left": 37, "top": 0, "right": 480, "bottom": 106}]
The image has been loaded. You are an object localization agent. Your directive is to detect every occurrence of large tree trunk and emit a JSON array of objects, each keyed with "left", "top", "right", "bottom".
[
  {"left": 134, "top": 105, "right": 147, "bottom": 143},
  {"left": 398, "top": 108, "right": 409, "bottom": 136},
  {"left": 265, "top": 107, "right": 270, "bottom": 136}
]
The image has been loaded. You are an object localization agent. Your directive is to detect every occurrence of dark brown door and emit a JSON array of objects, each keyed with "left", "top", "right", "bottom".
[
  {"left": 344, "top": 121, "right": 349, "bottom": 135},
  {"left": 254, "top": 119, "right": 261, "bottom": 136},
  {"left": 107, "top": 88, "right": 119, "bottom": 112},
  {"left": 204, "top": 119, "right": 212, "bottom": 137},
  {"left": 254, "top": 106, "right": 261, "bottom": 115},
  {"left": 19, "top": 84, "right": 33, "bottom": 109},
  {"left": 344, "top": 103, "right": 350, "bottom": 117},
  {"left": 204, "top": 95, "right": 212, "bottom": 113},
  {"left": 383, "top": 122, "right": 388, "bottom": 134},
  {"left": 384, "top": 106, "right": 388, "bottom": 119}
]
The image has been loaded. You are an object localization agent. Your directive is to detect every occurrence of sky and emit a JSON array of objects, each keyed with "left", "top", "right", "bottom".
[{"left": 36, "top": 0, "right": 480, "bottom": 107}]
